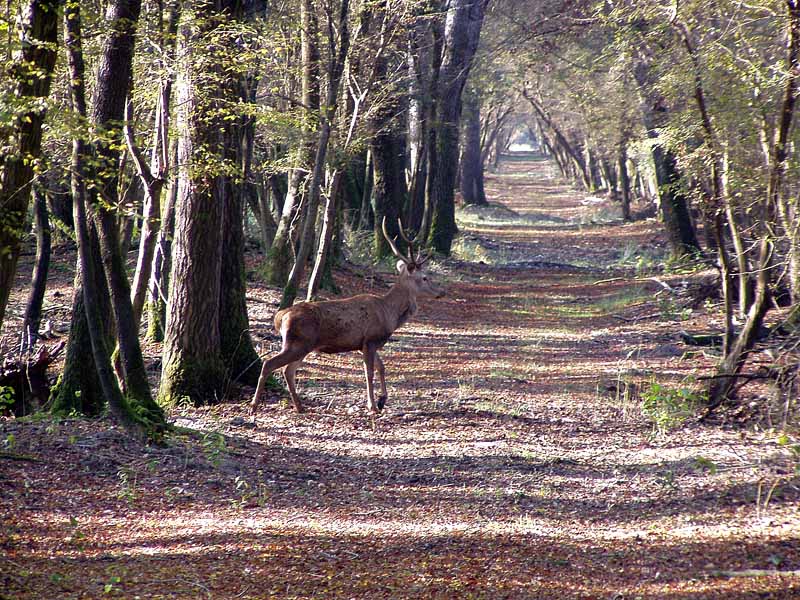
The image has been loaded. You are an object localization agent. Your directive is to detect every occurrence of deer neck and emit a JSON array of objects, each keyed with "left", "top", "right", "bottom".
[{"left": 383, "top": 280, "right": 418, "bottom": 329}]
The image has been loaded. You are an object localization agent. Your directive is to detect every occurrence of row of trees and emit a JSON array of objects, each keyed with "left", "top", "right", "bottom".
[
  {"left": 494, "top": 0, "right": 800, "bottom": 407},
  {"left": 0, "top": 0, "right": 493, "bottom": 437}
]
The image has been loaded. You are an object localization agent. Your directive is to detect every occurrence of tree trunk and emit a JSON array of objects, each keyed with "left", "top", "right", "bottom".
[
  {"left": 159, "top": 4, "right": 227, "bottom": 406},
  {"left": 127, "top": 98, "right": 166, "bottom": 325},
  {"left": 618, "top": 144, "right": 632, "bottom": 221},
  {"left": 706, "top": 0, "right": 800, "bottom": 409},
  {"left": 633, "top": 55, "right": 701, "bottom": 258},
  {"left": 219, "top": 77, "right": 261, "bottom": 387},
  {"left": 145, "top": 138, "right": 178, "bottom": 343},
  {"left": 280, "top": 0, "right": 350, "bottom": 309},
  {"left": 307, "top": 170, "right": 343, "bottom": 300},
  {"left": 460, "top": 89, "right": 487, "bottom": 206},
  {"left": 55, "top": 0, "right": 160, "bottom": 436},
  {"left": 427, "top": 0, "right": 489, "bottom": 255},
  {"left": 90, "top": 0, "right": 161, "bottom": 416},
  {"left": 129, "top": 1, "right": 178, "bottom": 325},
  {"left": 264, "top": 0, "right": 321, "bottom": 287},
  {"left": 357, "top": 149, "right": 374, "bottom": 230},
  {"left": 0, "top": 0, "right": 58, "bottom": 329},
  {"left": 21, "top": 184, "right": 51, "bottom": 350},
  {"left": 650, "top": 146, "right": 701, "bottom": 257},
  {"left": 371, "top": 131, "right": 408, "bottom": 258}
]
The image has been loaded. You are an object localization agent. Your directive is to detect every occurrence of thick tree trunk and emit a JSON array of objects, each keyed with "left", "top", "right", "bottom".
[
  {"left": 52, "top": 12, "right": 109, "bottom": 415},
  {"left": 650, "top": 146, "right": 701, "bottom": 257},
  {"left": 159, "top": 5, "right": 227, "bottom": 406},
  {"left": 90, "top": 0, "right": 161, "bottom": 416},
  {"left": 633, "top": 56, "right": 701, "bottom": 258},
  {"left": 371, "top": 131, "right": 408, "bottom": 257},
  {"left": 460, "top": 90, "right": 487, "bottom": 206},
  {"left": 21, "top": 185, "right": 51, "bottom": 350},
  {"left": 219, "top": 96, "right": 261, "bottom": 386},
  {"left": 427, "top": 0, "right": 489, "bottom": 255},
  {"left": 54, "top": 1, "right": 161, "bottom": 436},
  {"left": 0, "top": 0, "right": 58, "bottom": 329}
]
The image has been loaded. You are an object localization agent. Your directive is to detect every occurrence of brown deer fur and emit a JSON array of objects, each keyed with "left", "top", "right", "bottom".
[{"left": 250, "top": 222, "right": 443, "bottom": 414}]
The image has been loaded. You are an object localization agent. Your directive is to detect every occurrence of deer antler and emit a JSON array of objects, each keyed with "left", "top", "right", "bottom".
[
  {"left": 382, "top": 217, "right": 430, "bottom": 268},
  {"left": 382, "top": 217, "right": 410, "bottom": 265},
  {"left": 396, "top": 219, "right": 417, "bottom": 263}
]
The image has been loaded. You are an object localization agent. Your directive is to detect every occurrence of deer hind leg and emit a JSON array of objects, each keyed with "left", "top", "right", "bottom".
[
  {"left": 375, "top": 353, "right": 387, "bottom": 411},
  {"left": 283, "top": 359, "right": 304, "bottom": 412},
  {"left": 250, "top": 347, "right": 307, "bottom": 414},
  {"left": 362, "top": 343, "right": 379, "bottom": 413}
]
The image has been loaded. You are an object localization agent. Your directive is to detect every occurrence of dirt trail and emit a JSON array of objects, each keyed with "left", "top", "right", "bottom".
[{"left": 2, "top": 157, "right": 799, "bottom": 599}]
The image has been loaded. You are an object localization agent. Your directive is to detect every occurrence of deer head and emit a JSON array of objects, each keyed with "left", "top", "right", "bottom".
[{"left": 382, "top": 218, "right": 444, "bottom": 299}]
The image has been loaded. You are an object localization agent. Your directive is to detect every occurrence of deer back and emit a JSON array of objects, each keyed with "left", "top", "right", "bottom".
[{"left": 277, "top": 293, "right": 398, "bottom": 355}]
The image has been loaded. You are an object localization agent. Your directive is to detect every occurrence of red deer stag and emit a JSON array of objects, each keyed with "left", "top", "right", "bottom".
[{"left": 250, "top": 219, "right": 444, "bottom": 414}]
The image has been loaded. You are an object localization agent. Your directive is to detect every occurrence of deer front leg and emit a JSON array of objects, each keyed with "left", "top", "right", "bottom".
[
  {"left": 362, "top": 343, "right": 380, "bottom": 413},
  {"left": 375, "top": 353, "right": 387, "bottom": 411}
]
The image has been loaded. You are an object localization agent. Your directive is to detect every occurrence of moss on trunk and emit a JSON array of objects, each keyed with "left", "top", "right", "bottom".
[{"left": 158, "top": 351, "right": 226, "bottom": 407}]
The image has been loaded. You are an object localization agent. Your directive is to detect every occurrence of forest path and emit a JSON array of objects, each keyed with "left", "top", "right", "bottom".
[{"left": 2, "top": 157, "right": 799, "bottom": 599}]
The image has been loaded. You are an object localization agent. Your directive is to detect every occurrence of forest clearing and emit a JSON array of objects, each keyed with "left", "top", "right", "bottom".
[{"left": 2, "top": 158, "right": 799, "bottom": 598}]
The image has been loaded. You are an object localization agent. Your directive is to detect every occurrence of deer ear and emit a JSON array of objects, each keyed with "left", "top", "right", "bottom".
[{"left": 396, "top": 260, "right": 408, "bottom": 274}]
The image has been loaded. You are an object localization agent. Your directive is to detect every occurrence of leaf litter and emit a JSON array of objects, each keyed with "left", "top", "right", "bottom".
[{"left": 1, "top": 158, "right": 799, "bottom": 599}]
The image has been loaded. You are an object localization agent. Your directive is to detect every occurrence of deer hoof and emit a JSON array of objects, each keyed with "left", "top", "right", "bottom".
[{"left": 377, "top": 395, "right": 387, "bottom": 411}]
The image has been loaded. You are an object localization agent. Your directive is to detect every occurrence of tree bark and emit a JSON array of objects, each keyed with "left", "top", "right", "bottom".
[
  {"left": 706, "top": 0, "right": 800, "bottom": 408},
  {"left": 219, "top": 76, "right": 261, "bottom": 386},
  {"left": 427, "top": 0, "right": 490, "bottom": 255},
  {"left": 263, "top": 0, "right": 321, "bottom": 287},
  {"left": 159, "top": 3, "right": 227, "bottom": 406},
  {"left": 307, "top": 170, "right": 343, "bottom": 300},
  {"left": 55, "top": 0, "right": 160, "bottom": 436},
  {"left": 89, "top": 0, "right": 161, "bottom": 415},
  {"left": 21, "top": 184, "right": 51, "bottom": 350},
  {"left": 280, "top": 0, "right": 350, "bottom": 309},
  {"left": 145, "top": 139, "right": 178, "bottom": 343},
  {"left": 633, "top": 57, "right": 701, "bottom": 258},
  {"left": 460, "top": 89, "right": 487, "bottom": 206},
  {"left": 618, "top": 144, "right": 632, "bottom": 221},
  {"left": 128, "top": 0, "right": 178, "bottom": 325},
  {"left": 0, "top": 0, "right": 58, "bottom": 329}
]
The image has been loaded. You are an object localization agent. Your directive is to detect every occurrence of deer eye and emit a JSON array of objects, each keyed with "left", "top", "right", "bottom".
[{"left": 423, "top": 277, "right": 428, "bottom": 281}]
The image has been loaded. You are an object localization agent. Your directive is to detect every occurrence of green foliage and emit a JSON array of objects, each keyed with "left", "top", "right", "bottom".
[
  {"left": 66, "top": 516, "right": 86, "bottom": 549},
  {"left": 0, "top": 386, "right": 15, "bottom": 413},
  {"left": 233, "top": 470, "right": 270, "bottom": 508},
  {"left": 641, "top": 380, "right": 703, "bottom": 434},
  {"left": 693, "top": 456, "right": 718, "bottom": 475},
  {"left": 657, "top": 296, "right": 693, "bottom": 322},
  {"left": 116, "top": 467, "right": 138, "bottom": 505},
  {"left": 201, "top": 431, "right": 226, "bottom": 469}
]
